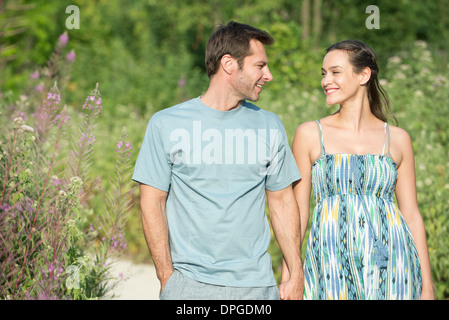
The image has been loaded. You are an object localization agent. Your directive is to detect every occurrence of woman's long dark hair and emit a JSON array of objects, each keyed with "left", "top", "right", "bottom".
[{"left": 326, "top": 40, "right": 398, "bottom": 125}]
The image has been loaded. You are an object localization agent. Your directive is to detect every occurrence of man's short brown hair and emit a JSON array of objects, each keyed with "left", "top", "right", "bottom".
[{"left": 205, "top": 21, "right": 274, "bottom": 78}]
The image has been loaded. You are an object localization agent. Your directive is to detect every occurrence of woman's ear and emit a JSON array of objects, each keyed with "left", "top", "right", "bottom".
[
  {"left": 220, "top": 54, "right": 235, "bottom": 75},
  {"left": 359, "top": 66, "right": 372, "bottom": 86}
]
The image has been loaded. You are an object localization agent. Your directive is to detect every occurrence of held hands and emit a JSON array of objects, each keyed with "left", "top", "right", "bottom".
[
  {"left": 420, "top": 286, "right": 435, "bottom": 300},
  {"left": 279, "top": 280, "right": 303, "bottom": 300},
  {"left": 279, "top": 272, "right": 304, "bottom": 300},
  {"left": 279, "top": 258, "right": 304, "bottom": 300}
]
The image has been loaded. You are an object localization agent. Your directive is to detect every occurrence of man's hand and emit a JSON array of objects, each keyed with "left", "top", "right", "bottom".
[
  {"left": 279, "top": 278, "right": 304, "bottom": 300},
  {"left": 140, "top": 184, "right": 174, "bottom": 294},
  {"left": 159, "top": 268, "right": 174, "bottom": 294},
  {"left": 267, "top": 187, "right": 304, "bottom": 300}
]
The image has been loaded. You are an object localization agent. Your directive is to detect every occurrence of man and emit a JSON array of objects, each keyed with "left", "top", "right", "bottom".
[{"left": 132, "top": 21, "right": 303, "bottom": 300}]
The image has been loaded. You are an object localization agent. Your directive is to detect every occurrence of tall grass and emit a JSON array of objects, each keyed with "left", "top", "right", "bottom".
[{"left": 0, "top": 33, "right": 134, "bottom": 300}]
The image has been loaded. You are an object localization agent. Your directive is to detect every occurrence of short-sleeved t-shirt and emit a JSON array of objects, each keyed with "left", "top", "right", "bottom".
[{"left": 132, "top": 97, "right": 301, "bottom": 287}]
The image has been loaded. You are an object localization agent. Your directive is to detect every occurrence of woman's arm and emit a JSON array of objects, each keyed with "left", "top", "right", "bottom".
[
  {"left": 292, "top": 121, "right": 318, "bottom": 242},
  {"left": 282, "top": 122, "right": 317, "bottom": 285},
  {"left": 393, "top": 127, "right": 434, "bottom": 300}
]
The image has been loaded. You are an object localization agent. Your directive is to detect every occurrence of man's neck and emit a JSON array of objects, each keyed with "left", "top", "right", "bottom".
[{"left": 200, "top": 80, "right": 243, "bottom": 111}]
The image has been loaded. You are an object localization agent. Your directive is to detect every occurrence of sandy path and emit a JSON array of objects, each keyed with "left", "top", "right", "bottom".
[{"left": 107, "top": 259, "right": 160, "bottom": 300}]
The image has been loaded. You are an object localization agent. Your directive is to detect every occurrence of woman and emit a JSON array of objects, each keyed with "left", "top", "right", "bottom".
[{"left": 291, "top": 40, "right": 434, "bottom": 299}]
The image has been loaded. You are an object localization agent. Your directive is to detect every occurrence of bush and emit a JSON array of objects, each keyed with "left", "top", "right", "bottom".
[
  {"left": 383, "top": 41, "right": 449, "bottom": 299},
  {"left": 0, "top": 33, "right": 135, "bottom": 300}
]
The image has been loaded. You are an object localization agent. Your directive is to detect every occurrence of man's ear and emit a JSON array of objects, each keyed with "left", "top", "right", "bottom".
[
  {"left": 221, "top": 54, "right": 235, "bottom": 75},
  {"left": 359, "top": 66, "right": 372, "bottom": 86}
]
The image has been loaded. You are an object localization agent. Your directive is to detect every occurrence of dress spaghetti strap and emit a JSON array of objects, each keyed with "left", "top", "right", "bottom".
[
  {"left": 382, "top": 122, "right": 393, "bottom": 160},
  {"left": 316, "top": 120, "right": 326, "bottom": 157},
  {"left": 316, "top": 120, "right": 392, "bottom": 159},
  {"left": 381, "top": 122, "right": 387, "bottom": 156}
]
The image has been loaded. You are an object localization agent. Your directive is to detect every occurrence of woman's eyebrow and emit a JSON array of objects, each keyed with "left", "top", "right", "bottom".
[{"left": 321, "top": 65, "right": 344, "bottom": 72}]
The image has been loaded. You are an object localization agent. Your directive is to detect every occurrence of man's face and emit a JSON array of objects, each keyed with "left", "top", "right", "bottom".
[{"left": 231, "top": 39, "right": 273, "bottom": 102}]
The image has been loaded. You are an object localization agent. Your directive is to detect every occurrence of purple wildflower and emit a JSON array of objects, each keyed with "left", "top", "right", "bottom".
[
  {"left": 58, "top": 32, "right": 69, "bottom": 47},
  {"left": 178, "top": 77, "right": 186, "bottom": 87},
  {"left": 116, "top": 137, "right": 132, "bottom": 159},
  {"left": 53, "top": 113, "right": 71, "bottom": 128},
  {"left": 48, "top": 263, "right": 55, "bottom": 273},
  {"left": 81, "top": 85, "right": 102, "bottom": 118},
  {"left": 51, "top": 176, "right": 61, "bottom": 186},
  {"left": 110, "top": 229, "right": 127, "bottom": 253},
  {"left": 30, "top": 71, "right": 40, "bottom": 80},
  {"left": 65, "top": 50, "right": 76, "bottom": 63},
  {"left": 0, "top": 203, "right": 12, "bottom": 213}
]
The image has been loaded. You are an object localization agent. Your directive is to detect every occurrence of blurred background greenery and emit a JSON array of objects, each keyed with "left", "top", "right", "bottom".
[{"left": 1, "top": 0, "right": 448, "bottom": 299}]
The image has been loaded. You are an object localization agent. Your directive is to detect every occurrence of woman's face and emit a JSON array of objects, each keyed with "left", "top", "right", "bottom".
[{"left": 321, "top": 50, "right": 366, "bottom": 106}]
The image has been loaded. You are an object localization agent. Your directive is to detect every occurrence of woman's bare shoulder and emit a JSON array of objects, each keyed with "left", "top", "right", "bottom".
[
  {"left": 293, "top": 120, "right": 322, "bottom": 163},
  {"left": 294, "top": 120, "right": 319, "bottom": 137},
  {"left": 388, "top": 124, "right": 414, "bottom": 167},
  {"left": 389, "top": 124, "right": 412, "bottom": 146}
]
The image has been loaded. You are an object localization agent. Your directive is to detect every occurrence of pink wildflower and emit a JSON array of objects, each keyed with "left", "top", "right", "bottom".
[
  {"left": 30, "top": 71, "right": 40, "bottom": 80},
  {"left": 53, "top": 113, "right": 71, "bottom": 127},
  {"left": 82, "top": 85, "right": 102, "bottom": 118},
  {"left": 58, "top": 32, "right": 69, "bottom": 47},
  {"left": 65, "top": 50, "right": 76, "bottom": 63}
]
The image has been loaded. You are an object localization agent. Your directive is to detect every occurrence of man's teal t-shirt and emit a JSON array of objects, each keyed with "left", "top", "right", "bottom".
[{"left": 132, "top": 97, "right": 301, "bottom": 287}]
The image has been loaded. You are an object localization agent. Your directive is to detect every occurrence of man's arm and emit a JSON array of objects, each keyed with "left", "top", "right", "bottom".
[
  {"left": 266, "top": 186, "right": 304, "bottom": 300},
  {"left": 139, "top": 183, "right": 173, "bottom": 292}
]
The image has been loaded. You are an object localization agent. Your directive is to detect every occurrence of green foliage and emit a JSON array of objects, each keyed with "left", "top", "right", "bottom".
[
  {"left": 5, "top": 0, "right": 448, "bottom": 115},
  {"left": 0, "top": 34, "right": 135, "bottom": 299},
  {"left": 383, "top": 41, "right": 449, "bottom": 299}
]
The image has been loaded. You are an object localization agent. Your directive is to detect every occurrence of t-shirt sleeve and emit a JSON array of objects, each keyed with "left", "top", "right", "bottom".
[
  {"left": 132, "top": 114, "right": 172, "bottom": 191},
  {"left": 265, "top": 116, "right": 301, "bottom": 191}
]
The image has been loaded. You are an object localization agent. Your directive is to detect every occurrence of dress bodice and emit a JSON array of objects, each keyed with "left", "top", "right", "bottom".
[{"left": 311, "top": 153, "right": 398, "bottom": 204}]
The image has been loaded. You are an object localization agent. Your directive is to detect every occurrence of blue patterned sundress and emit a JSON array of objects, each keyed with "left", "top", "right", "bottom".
[{"left": 303, "top": 120, "right": 422, "bottom": 300}]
